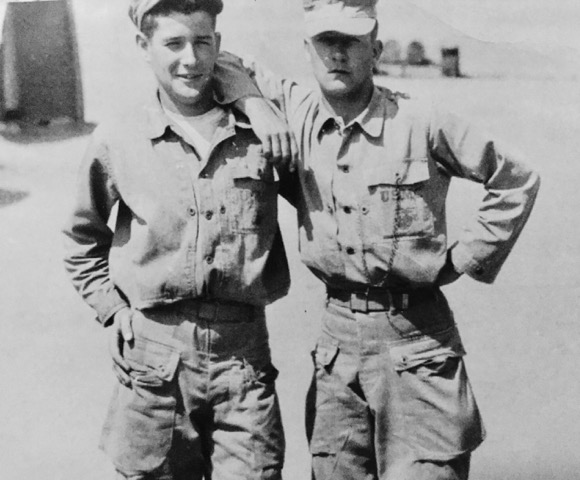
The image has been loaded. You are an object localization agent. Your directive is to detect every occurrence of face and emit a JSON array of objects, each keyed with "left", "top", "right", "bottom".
[
  {"left": 137, "top": 11, "right": 221, "bottom": 115},
  {"left": 305, "top": 31, "right": 382, "bottom": 102}
]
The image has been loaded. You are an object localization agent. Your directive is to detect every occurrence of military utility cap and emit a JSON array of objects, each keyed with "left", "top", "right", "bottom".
[
  {"left": 129, "top": 0, "right": 224, "bottom": 31},
  {"left": 303, "top": 0, "right": 377, "bottom": 37}
]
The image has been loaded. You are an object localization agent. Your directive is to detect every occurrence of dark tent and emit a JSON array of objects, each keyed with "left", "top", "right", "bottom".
[{"left": 0, "top": 0, "right": 83, "bottom": 124}]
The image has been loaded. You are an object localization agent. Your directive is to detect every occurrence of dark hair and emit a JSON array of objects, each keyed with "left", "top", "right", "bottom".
[{"left": 141, "top": 0, "right": 223, "bottom": 38}]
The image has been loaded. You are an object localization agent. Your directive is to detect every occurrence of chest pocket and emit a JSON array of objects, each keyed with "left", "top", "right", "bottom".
[
  {"left": 363, "top": 157, "right": 435, "bottom": 240},
  {"left": 224, "top": 157, "right": 279, "bottom": 234}
]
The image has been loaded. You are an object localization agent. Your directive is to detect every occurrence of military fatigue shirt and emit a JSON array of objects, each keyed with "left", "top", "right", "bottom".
[
  {"left": 235, "top": 58, "right": 540, "bottom": 291},
  {"left": 63, "top": 91, "right": 290, "bottom": 325}
]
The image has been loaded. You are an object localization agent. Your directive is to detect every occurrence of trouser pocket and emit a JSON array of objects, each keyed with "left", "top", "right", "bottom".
[
  {"left": 389, "top": 326, "right": 485, "bottom": 461},
  {"left": 100, "top": 337, "right": 180, "bottom": 477},
  {"left": 306, "top": 340, "right": 377, "bottom": 480}
]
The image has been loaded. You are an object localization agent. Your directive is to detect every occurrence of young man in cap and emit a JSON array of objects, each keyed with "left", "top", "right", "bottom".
[
  {"left": 225, "top": 0, "right": 541, "bottom": 478},
  {"left": 63, "top": 1, "right": 294, "bottom": 478}
]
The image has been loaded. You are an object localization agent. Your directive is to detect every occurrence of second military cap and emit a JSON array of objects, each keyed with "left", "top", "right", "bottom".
[{"left": 303, "top": 0, "right": 377, "bottom": 37}]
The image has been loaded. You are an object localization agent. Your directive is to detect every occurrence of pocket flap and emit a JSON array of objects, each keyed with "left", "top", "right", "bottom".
[
  {"left": 127, "top": 338, "right": 180, "bottom": 384},
  {"left": 312, "top": 340, "right": 339, "bottom": 368},
  {"left": 231, "top": 158, "right": 279, "bottom": 182},
  {"left": 390, "top": 325, "right": 465, "bottom": 372},
  {"left": 156, "top": 350, "right": 180, "bottom": 382},
  {"left": 365, "top": 157, "right": 429, "bottom": 187}
]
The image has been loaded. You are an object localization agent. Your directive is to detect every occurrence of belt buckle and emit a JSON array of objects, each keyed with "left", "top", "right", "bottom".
[{"left": 350, "top": 290, "right": 370, "bottom": 313}]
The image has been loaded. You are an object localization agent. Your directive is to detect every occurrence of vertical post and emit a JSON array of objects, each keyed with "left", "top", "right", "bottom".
[
  {"left": 1, "top": 2, "right": 20, "bottom": 118},
  {"left": 65, "top": 0, "right": 84, "bottom": 122},
  {"left": 441, "top": 47, "right": 461, "bottom": 78}
]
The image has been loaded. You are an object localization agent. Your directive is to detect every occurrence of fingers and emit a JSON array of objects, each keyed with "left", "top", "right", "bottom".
[
  {"left": 270, "top": 133, "right": 283, "bottom": 165},
  {"left": 261, "top": 135, "right": 273, "bottom": 160},
  {"left": 109, "top": 309, "right": 134, "bottom": 386},
  {"left": 113, "top": 362, "right": 132, "bottom": 387},
  {"left": 263, "top": 130, "right": 299, "bottom": 172},
  {"left": 289, "top": 131, "right": 299, "bottom": 173},
  {"left": 109, "top": 327, "right": 131, "bottom": 384},
  {"left": 120, "top": 310, "right": 134, "bottom": 343}
]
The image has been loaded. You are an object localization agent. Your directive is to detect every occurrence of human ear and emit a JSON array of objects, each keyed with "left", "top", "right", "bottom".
[
  {"left": 373, "top": 39, "right": 383, "bottom": 62},
  {"left": 304, "top": 38, "right": 313, "bottom": 64},
  {"left": 215, "top": 32, "right": 222, "bottom": 53},
  {"left": 136, "top": 32, "right": 151, "bottom": 62}
]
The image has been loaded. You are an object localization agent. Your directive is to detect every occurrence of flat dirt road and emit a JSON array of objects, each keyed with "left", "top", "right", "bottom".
[{"left": 1, "top": 2, "right": 580, "bottom": 479}]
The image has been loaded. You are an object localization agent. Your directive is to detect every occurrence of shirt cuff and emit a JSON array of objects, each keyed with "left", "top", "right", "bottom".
[
  {"left": 449, "top": 242, "right": 495, "bottom": 284},
  {"left": 94, "top": 290, "right": 129, "bottom": 327}
]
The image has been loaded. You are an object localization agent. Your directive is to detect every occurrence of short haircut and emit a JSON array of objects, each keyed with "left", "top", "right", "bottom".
[{"left": 140, "top": 0, "right": 222, "bottom": 38}]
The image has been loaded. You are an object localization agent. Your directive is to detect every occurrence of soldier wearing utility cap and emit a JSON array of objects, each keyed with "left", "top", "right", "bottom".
[
  {"left": 63, "top": 0, "right": 296, "bottom": 479},
  {"left": 220, "top": 0, "right": 541, "bottom": 478}
]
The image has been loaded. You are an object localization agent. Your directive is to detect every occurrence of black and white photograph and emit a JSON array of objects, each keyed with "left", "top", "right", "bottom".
[{"left": 0, "top": 1, "right": 578, "bottom": 479}]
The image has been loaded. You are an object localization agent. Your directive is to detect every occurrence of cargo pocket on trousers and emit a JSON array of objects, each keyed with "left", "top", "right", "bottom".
[
  {"left": 100, "top": 338, "right": 180, "bottom": 477},
  {"left": 307, "top": 340, "right": 341, "bottom": 456},
  {"left": 390, "top": 326, "right": 485, "bottom": 461}
]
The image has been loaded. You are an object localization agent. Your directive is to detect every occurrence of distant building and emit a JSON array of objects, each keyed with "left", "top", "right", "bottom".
[
  {"left": 381, "top": 39, "right": 403, "bottom": 65},
  {"left": 407, "top": 41, "right": 430, "bottom": 66},
  {"left": 0, "top": 0, "right": 83, "bottom": 123},
  {"left": 441, "top": 47, "right": 461, "bottom": 77}
]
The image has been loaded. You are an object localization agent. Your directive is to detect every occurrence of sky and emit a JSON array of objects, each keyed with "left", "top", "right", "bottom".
[{"left": 408, "top": 0, "right": 580, "bottom": 49}]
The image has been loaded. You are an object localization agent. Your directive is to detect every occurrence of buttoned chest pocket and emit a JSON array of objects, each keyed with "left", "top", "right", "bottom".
[
  {"left": 224, "top": 158, "right": 279, "bottom": 234},
  {"left": 363, "top": 158, "right": 435, "bottom": 240}
]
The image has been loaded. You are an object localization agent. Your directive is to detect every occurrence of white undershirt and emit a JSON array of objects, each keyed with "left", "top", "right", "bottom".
[{"left": 164, "top": 106, "right": 224, "bottom": 160}]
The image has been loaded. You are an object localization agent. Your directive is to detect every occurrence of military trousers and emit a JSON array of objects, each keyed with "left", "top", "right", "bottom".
[
  {"left": 100, "top": 300, "right": 285, "bottom": 480},
  {"left": 306, "top": 289, "right": 485, "bottom": 480}
]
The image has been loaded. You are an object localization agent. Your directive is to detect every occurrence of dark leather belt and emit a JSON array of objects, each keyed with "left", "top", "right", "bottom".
[
  {"left": 326, "top": 287, "right": 437, "bottom": 313},
  {"left": 177, "top": 299, "right": 259, "bottom": 322}
]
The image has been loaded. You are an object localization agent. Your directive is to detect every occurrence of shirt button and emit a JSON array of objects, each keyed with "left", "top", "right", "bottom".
[
  {"left": 206, "top": 256, "right": 214, "bottom": 265},
  {"left": 327, "top": 204, "right": 333, "bottom": 213},
  {"left": 188, "top": 207, "right": 197, "bottom": 216},
  {"left": 362, "top": 206, "right": 369, "bottom": 215},
  {"left": 343, "top": 206, "right": 352, "bottom": 214},
  {"left": 346, "top": 247, "right": 355, "bottom": 255},
  {"left": 220, "top": 206, "right": 226, "bottom": 214},
  {"left": 205, "top": 211, "right": 214, "bottom": 220},
  {"left": 340, "top": 165, "right": 350, "bottom": 173}
]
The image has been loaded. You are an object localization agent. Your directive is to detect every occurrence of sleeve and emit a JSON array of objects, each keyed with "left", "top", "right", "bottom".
[
  {"left": 213, "top": 51, "right": 314, "bottom": 123},
  {"left": 212, "top": 51, "right": 262, "bottom": 104},
  {"left": 428, "top": 106, "right": 541, "bottom": 283},
  {"left": 62, "top": 130, "right": 129, "bottom": 325}
]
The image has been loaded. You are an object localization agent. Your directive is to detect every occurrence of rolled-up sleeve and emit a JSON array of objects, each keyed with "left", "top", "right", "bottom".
[
  {"left": 429, "top": 107, "right": 541, "bottom": 283},
  {"left": 62, "top": 130, "right": 128, "bottom": 325}
]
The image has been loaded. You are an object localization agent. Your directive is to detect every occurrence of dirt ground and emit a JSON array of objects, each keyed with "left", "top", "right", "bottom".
[{"left": 1, "top": 2, "right": 580, "bottom": 479}]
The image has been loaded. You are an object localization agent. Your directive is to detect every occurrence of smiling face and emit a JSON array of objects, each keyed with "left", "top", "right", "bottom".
[
  {"left": 305, "top": 30, "right": 381, "bottom": 103},
  {"left": 137, "top": 10, "right": 221, "bottom": 115}
]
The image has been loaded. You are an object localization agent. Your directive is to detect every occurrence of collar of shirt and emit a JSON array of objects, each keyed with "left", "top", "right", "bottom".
[
  {"left": 142, "top": 90, "right": 253, "bottom": 142},
  {"left": 314, "top": 86, "right": 394, "bottom": 140}
]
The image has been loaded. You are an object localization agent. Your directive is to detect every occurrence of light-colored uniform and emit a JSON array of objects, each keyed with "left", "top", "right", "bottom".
[
  {"left": 63, "top": 91, "right": 289, "bottom": 480},
  {"left": 228, "top": 57, "right": 540, "bottom": 479}
]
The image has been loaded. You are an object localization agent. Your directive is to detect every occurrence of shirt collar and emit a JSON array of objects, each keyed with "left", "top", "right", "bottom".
[
  {"left": 315, "top": 86, "right": 397, "bottom": 140},
  {"left": 143, "top": 90, "right": 252, "bottom": 141}
]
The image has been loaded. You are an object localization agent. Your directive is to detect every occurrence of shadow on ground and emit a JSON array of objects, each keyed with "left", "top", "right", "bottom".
[
  {"left": 0, "top": 121, "right": 96, "bottom": 144},
  {"left": 0, "top": 188, "right": 29, "bottom": 207}
]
